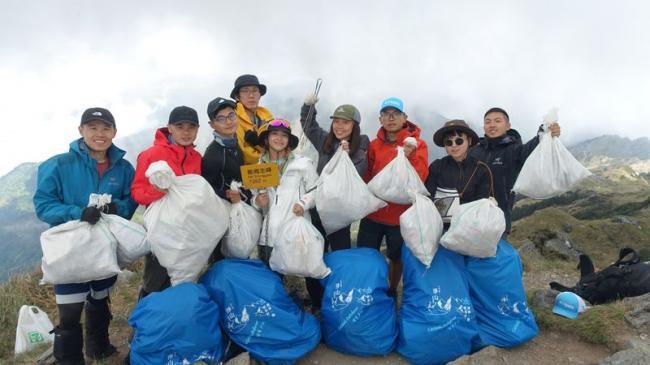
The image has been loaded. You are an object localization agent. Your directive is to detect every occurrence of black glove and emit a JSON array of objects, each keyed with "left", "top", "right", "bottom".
[
  {"left": 80, "top": 206, "right": 101, "bottom": 225},
  {"left": 244, "top": 130, "right": 258, "bottom": 146},
  {"left": 101, "top": 202, "right": 118, "bottom": 215}
]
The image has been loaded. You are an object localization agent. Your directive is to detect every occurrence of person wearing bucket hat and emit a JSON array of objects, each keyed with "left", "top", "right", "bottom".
[
  {"left": 202, "top": 97, "right": 253, "bottom": 263},
  {"left": 130, "top": 106, "right": 202, "bottom": 297},
  {"left": 33, "top": 107, "right": 138, "bottom": 363},
  {"left": 251, "top": 119, "right": 319, "bottom": 265},
  {"left": 299, "top": 92, "right": 371, "bottom": 310},
  {"left": 425, "top": 119, "right": 493, "bottom": 230},
  {"left": 230, "top": 74, "right": 275, "bottom": 165},
  {"left": 469, "top": 107, "right": 562, "bottom": 236},
  {"left": 357, "top": 97, "right": 429, "bottom": 298}
]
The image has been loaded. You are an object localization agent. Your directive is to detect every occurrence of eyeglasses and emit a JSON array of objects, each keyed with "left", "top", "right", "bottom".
[
  {"left": 268, "top": 119, "right": 290, "bottom": 128},
  {"left": 380, "top": 111, "right": 403, "bottom": 120},
  {"left": 213, "top": 112, "right": 237, "bottom": 123},
  {"left": 444, "top": 137, "right": 465, "bottom": 147}
]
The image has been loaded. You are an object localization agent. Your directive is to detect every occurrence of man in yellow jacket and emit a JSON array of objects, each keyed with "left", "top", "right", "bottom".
[{"left": 230, "top": 74, "right": 274, "bottom": 164}]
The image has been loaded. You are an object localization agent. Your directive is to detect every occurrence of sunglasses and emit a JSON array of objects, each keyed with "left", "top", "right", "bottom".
[
  {"left": 444, "top": 137, "right": 465, "bottom": 147},
  {"left": 268, "top": 119, "right": 290, "bottom": 128}
]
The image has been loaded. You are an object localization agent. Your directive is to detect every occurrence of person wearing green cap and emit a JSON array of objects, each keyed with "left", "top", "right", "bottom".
[{"left": 299, "top": 91, "right": 370, "bottom": 312}]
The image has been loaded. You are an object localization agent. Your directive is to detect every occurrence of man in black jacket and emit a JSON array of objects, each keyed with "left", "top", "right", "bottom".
[
  {"left": 202, "top": 97, "right": 252, "bottom": 262},
  {"left": 469, "top": 107, "right": 560, "bottom": 235}
]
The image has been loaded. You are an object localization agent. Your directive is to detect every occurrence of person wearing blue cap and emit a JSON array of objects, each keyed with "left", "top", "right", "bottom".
[{"left": 358, "top": 97, "right": 429, "bottom": 297}]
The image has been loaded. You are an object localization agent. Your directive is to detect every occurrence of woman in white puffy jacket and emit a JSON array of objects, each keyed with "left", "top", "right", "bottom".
[{"left": 251, "top": 119, "right": 319, "bottom": 264}]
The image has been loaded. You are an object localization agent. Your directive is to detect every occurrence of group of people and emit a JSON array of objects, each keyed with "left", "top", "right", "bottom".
[{"left": 33, "top": 73, "right": 561, "bottom": 364}]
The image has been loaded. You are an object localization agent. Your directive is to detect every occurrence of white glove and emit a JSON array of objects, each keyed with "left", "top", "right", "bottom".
[{"left": 304, "top": 92, "right": 319, "bottom": 106}]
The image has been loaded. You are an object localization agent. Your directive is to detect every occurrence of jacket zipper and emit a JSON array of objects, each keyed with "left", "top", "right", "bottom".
[{"left": 180, "top": 146, "right": 188, "bottom": 174}]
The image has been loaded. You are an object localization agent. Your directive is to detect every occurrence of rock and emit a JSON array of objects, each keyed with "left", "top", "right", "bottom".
[
  {"left": 622, "top": 293, "right": 650, "bottom": 308},
  {"left": 563, "top": 223, "right": 573, "bottom": 233},
  {"left": 626, "top": 337, "right": 650, "bottom": 353},
  {"left": 612, "top": 216, "right": 640, "bottom": 227},
  {"left": 518, "top": 240, "right": 542, "bottom": 262},
  {"left": 624, "top": 302, "right": 650, "bottom": 332},
  {"left": 543, "top": 238, "right": 580, "bottom": 261},
  {"left": 224, "top": 352, "right": 250, "bottom": 365},
  {"left": 449, "top": 346, "right": 506, "bottom": 364},
  {"left": 598, "top": 348, "right": 650, "bottom": 365},
  {"left": 531, "top": 289, "right": 559, "bottom": 310}
]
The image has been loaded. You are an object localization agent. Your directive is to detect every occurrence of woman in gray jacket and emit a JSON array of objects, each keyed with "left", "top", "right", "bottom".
[{"left": 300, "top": 93, "right": 370, "bottom": 310}]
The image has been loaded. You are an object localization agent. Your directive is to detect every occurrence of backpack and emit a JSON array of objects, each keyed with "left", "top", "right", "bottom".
[{"left": 550, "top": 247, "right": 650, "bottom": 305}]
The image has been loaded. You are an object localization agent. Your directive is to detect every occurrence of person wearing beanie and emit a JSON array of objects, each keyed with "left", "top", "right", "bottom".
[
  {"left": 230, "top": 74, "right": 275, "bottom": 164},
  {"left": 425, "top": 119, "right": 493, "bottom": 231},
  {"left": 299, "top": 91, "right": 370, "bottom": 311},
  {"left": 357, "top": 97, "right": 429, "bottom": 298},
  {"left": 33, "top": 107, "right": 138, "bottom": 364},
  {"left": 131, "top": 105, "right": 202, "bottom": 296},
  {"left": 469, "top": 107, "right": 561, "bottom": 236},
  {"left": 251, "top": 119, "right": 319, "bottom": 265},
  {"left": 201, "top": 97, "right": 252, "bottom": 263}
]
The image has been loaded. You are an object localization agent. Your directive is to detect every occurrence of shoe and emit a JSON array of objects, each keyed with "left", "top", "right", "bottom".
[
  {"left": 84, "top": 296, "right": 117, "bottom": 360},
  {"left": 52, "top": 325, "right": 86, "bottom": 365}
]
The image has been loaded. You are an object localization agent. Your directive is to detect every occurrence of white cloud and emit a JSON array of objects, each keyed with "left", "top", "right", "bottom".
[{"left": 0, "top": 0, "right": 649, "bottom": 175}]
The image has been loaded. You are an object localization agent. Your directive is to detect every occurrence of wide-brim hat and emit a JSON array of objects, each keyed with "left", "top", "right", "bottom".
[
  {"left": 433, "top": 119, "right": 479, "bottom": 147},
  {"left": 256, "top": 119, "right": 299, "bottom": 150},
  {"left": 230, "top": 74, "right": 267, "bottom": 100}
]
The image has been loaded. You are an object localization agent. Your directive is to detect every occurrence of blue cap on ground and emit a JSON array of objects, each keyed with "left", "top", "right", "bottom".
[
  {"left": 380, "top": 97, "right": 404, "bottom": 113},
  {"left": 552, "top": 291, "right": 587, "bottom": 319}
]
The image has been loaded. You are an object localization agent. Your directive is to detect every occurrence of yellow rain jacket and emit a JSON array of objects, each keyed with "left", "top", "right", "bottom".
[{"left": 235, "top": 102, "right": 274, "bottom": 164}]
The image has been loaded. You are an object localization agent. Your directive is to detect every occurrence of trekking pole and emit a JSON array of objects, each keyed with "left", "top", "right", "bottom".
[{"left": 299, "top": 78, "right": 323, "bottom": 149}]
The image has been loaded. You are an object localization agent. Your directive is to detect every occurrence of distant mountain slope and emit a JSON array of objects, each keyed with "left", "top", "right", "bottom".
[{"left": 569, "top": 135, "right": 650, "bottom": 160}]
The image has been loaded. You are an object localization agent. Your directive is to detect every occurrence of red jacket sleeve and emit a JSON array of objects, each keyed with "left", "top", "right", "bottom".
[
  {"left": 407, "top": 139, "right": 429, "bottom": 181},
  {"left": 131, "top": 152, "right": 165, "bottom": 206}
]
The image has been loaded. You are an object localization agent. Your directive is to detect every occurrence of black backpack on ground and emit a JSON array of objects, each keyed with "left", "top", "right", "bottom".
[{"left": 549, "top": 247, "right": 650, "bottom": 305}]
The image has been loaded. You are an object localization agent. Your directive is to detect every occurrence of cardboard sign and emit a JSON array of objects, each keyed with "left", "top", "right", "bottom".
[{"left": 240, "top": 163, "right": 280, "bottom": 189}]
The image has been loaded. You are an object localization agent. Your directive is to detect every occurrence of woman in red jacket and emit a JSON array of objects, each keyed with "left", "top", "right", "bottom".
[
  {"left": 131, "top": 106, "right": 202, "bottom": 296},
  {"left": 358, "top": 97, "right": 429, "bottom": 297}
]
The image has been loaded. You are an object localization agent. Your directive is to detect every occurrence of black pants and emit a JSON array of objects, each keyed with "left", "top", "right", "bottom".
[
  {"left": 305, "top": 209, "right": 352, "bottom": 308},
  {"left": 356, "top": 217, "right": 403, "bottom": 261}
]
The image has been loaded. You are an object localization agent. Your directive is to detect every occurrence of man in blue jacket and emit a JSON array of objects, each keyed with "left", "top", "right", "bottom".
[{"left": 33, "top": 107, "right": 137, "bottom": 364}]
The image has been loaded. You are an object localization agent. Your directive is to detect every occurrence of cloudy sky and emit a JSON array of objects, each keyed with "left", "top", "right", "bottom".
[{"left": 1, "top": 0, "right": 648, "bottom": 176}]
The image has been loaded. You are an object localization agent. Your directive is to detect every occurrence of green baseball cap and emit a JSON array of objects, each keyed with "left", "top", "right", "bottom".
[{"left": 330, "top": 104, "right": 361, "bottom": 124}]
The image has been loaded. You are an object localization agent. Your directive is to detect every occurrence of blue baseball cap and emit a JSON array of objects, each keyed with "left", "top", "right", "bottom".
[
  {"left": 553, "top": 292, "right": 587, "bottom": 319},
  {"left": 380, "top": 97, "right": 404, "bottom": 113}
]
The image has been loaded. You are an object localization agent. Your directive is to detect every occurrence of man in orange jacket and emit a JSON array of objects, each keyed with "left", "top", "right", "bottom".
[{"left": 359, "top": 97, "right": 429, "bottom": 297}]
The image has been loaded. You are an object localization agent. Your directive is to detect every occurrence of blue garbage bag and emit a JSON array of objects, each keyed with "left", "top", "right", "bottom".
[
  {"left": 466, "top": 239, "right": 539, "bottom": 348},
  {"left": 129, "top": 283, "right": 224, "bottom": 365},
  {"left": 397, "top": 245, "right": 479, "bottom": 365},
  {"left": 200, "top": 259, "right": 320, "bottom": 365},
  {"left": 319, "top": 248, "right": 397, "bottom": 356}
]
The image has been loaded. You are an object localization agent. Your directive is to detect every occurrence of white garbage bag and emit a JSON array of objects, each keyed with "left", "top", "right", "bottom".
[
  {"left": 270, "top": 216, "right": 331, "bottom": 279},
  {"left": 14, "top": 305, "right": 55, "bottom": 355},
  {"left": 40, "top": 220, "right": 121, "bottom": 284},
  {"left": 293, "top": 119, "right": 320, "bottom": 171},
  {"left": 103, "top": 214, "right": 149, "bottom": 267},
  {"left": 222, "top": 182, "right": 262, "bottom": 259},
  {"left": 513, "top": 108, "right": 592, "bottom": 199},
  {"left": 143, "top": 161, "right": 230, "bottom": 286},
  {"left": 316, "top": 148, "right": 387, "bottom": 234},
  {"left": 440, "top": 197, "right": 505, "bottom": 258},
  {"left": 368, "top": 146, "right": 429, "bottom": 204},
  {"left": 400, "top": 192, "right": 443, "bottom": 267}
]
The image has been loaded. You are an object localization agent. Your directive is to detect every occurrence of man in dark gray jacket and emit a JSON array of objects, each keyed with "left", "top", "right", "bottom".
[{"left": 469, "top": 107, "right": 560, "bottom": 235}]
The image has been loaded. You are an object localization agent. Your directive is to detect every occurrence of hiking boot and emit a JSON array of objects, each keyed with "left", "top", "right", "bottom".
[
  {"left": 52, "top": 325, "right": 86, "bottom": 365},
  {"left": 84, "top": 296, "right": 117, "bottom": 360}
]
